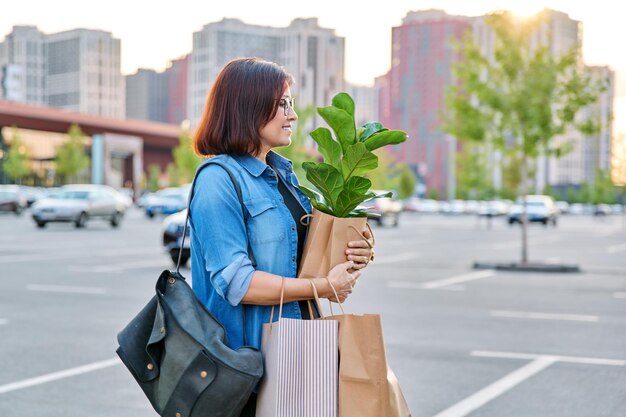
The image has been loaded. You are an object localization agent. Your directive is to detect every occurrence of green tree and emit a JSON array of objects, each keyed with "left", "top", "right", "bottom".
[
  {"left": 56, "top": 124, "right": 90, "bottom": 184},
  {"left": 147, "top": 164, "right": 161, "bottom": 192},
  {"left": 172, "top": 129, "right": 203, "bottom": 184},
  {"left": 455, "top": 142, "right": 494, "bottom": 200},
  {"left": 591, "top": 169, "right": 616, "bottom": 204},
  {"left": 367, "top": 149, "right": 417, "bottom": 199},
  {"left": 444, "top": 10, "right": 605, "bottom": 264},
  {"left": 2, "top": 128, "right": 31, "bottom": 183}
]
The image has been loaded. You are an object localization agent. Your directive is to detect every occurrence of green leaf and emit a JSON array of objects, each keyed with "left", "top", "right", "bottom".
[
  {"left": 302, "top": 162, "right": 344, "bottom": 208},
  {"left": 341, "top": 142, "right": 378, "bottom": 179},
  {"left": 298, "top": 184, "right": 335, "bottom": 215},
  {"left": 332, "top": 92, "right": 355, "bottom": 118},
  {"left": 334, "top": 177, "right": 373, "bottom": 217},
  {"left": 363, "top": 130, "right": 408, "bottom": 151},
  {"left": 347, "top": 208, "right": 370, "bottom": 217},
  {"left": 310, "top": 127, "right": 341, "bottom": 166},
  {"left": 318, "top": 106, "right": 356, "bottom": 151},
  {"left": 359, "top": 122, "right": 388, "bottom": 142}
]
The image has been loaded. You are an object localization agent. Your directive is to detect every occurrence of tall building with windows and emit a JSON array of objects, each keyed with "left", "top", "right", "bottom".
[
  {"left": 284, "top": 18, "right": 344, "bottom": 129},
  {"left": 45, "top": 29, "right": 124, "bottom": 118},
  {"left": 165, "top": 55, "right": 188, "bottom": 125},
  {"left": 188, "top": 18, "right": 344, "bottom": 127},
  {"left": 0, "top": 26, "right": 46, "bottom": 105},
  {"left": 189, "top": 18, "right": 284, "bottom": 126},
  {"left": 125, "top": 68, "right": 167, "bottom": 122},
  {"left": 379, "top": 10, "right": 472, "bottom": 197}
]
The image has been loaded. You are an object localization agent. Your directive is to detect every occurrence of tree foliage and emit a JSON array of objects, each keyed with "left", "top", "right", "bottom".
[
  {"left": 444, "top": 10, "right": 606, "bottom": 262},
  {"left": 172, "top": 129, "right": 204, "bottom": 185},
  {"left": 2, "top": 128, "right": 31, "bottom": 182},
  {"left": 56, "top": 124, "right": 90, "bottom": 183}
]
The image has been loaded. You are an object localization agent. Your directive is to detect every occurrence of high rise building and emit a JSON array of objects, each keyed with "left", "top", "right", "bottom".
[
  {"left": 379, "top": 10, "right": 472, "bottom": 197},
  {"left": 45, "top": 29, "right": 124, "bottom": 118},
  {"left": 165, "top": 55, "right": 188, "bottom": 125},
  {"left": 0, "top": 26, "right": 46, "bottom": 105},
  {"left": 188, "top": 18, "right": 344, "bottom": 127},
  {"left": 125, "top": 68, "right": 167, "bottom": 122},
  {"left": 284, "top": 18, "right": 344, "bottom": 129},
  {"left": 558, "top": 66, "right": 614, "bottom": 185}
]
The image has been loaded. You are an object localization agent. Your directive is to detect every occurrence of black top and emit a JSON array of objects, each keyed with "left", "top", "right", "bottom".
[{"left": 274, "top": 170, "right": 319, "bottom": 320}]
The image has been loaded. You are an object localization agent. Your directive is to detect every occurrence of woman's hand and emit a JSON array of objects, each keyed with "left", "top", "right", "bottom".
[
  {"left": 346, "top": 226, "right": 374, "bottom": 270},
  {"left": 326, "top": 261, "right": 361, "bottom": 303}
]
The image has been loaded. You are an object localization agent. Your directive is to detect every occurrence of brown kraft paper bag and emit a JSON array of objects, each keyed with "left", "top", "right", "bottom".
[
  {"left": 298, "top": 208, "right": 368, "bottom": 279},
  {"left": 325, "top": 313, "right": 412, "bottom": 417}
]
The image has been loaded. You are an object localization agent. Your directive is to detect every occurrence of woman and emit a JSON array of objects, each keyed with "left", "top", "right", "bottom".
[{"left": 190, "top": 57, "right": 374, "bottom": 416}]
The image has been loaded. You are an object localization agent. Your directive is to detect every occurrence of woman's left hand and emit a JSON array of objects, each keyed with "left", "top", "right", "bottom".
[{"left": 345, "top": 226, "right": 374, "bottom": 270}]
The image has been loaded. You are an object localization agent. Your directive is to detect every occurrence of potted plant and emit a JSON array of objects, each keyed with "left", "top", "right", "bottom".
[{"left": 297, "top": 92, "right": 408, "bottom": 278}]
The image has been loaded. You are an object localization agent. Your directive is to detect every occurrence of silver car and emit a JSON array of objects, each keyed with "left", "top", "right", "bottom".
[{"left": 31, "top": 184, "right": 127, "bottom": 228}]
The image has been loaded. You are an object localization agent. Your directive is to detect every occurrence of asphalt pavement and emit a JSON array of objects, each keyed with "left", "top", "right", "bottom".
[{"left": 0, "top": 207, "right": 624, "bottom": 417}]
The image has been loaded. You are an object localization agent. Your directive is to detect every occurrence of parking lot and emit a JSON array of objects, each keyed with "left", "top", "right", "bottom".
[{"left": 0, "top": 207, "right": 625, "bottom": 416}]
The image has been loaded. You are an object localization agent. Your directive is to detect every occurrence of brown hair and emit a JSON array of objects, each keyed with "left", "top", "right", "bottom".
[{"left": 193, "top": 57, "right": 293, "bottom": 157}]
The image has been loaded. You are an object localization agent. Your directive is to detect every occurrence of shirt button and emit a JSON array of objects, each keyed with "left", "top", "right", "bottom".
[
  {"left": 292, "top": 256, "right": 296, "bottom": 262},
  {"left": 291, "top": 225, "right": 295, "bottom": 231}
]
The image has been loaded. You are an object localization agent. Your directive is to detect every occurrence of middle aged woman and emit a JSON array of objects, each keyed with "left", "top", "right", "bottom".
[{"left": 189, "top": 57, "right": 374, "bottom": 416}]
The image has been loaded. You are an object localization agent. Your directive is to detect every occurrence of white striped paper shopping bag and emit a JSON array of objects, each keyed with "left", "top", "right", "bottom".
[{"left": 256, "top": 317, "right": 338, "bottom": 417}]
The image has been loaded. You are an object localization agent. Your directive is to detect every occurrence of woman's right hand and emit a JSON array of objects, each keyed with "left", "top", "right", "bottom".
[{"left": 326, "top": 261, "right": 361, "bottom": 303}]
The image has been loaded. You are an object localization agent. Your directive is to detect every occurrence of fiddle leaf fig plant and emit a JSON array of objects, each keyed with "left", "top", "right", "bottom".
[{"left": 299, "top": 92, "right": 408, "bottom": 218}]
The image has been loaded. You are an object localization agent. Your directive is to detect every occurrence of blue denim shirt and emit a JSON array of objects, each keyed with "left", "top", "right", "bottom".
[{"left": 189, "top": 151, "right": 312, "bottom": 351}]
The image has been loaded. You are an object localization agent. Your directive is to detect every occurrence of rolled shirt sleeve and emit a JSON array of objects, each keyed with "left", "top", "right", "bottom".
[{"left": 190, "top": 165, "right": 255, "bottom": 307}]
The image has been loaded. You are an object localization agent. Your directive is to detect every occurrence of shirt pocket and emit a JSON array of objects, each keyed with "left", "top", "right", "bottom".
[{"left": 244, "top": 197, "right": 285, "bottom": 244}]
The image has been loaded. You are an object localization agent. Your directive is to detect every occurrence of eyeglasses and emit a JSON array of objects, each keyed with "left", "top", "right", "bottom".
[{"left": 276, "top": 97, "right": 296, "bottom": 116}]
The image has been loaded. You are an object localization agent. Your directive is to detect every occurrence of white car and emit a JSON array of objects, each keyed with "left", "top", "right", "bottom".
[
  {"left": 31, "top": 184, "right": 128, "bottom": 228},
  {"left": 507, "top": 195, "right": 558, "bottom": 226}
]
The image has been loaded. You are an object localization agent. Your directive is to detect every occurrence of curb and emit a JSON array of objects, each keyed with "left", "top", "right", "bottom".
[{"left": 473, "top": 261, "right": 581, "bottom": 273}]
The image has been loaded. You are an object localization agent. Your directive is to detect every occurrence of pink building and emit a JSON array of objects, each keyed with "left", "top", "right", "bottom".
[
  {"left": 165, "top": 55, "right": 188, "bottom": 125},
  {"left": 379, "top": 10, "right": 471, "bottom": 197}
]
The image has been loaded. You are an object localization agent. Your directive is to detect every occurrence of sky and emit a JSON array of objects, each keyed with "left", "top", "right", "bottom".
[{"left": 1, "top": 0, "right": 624, "bottom": 133}]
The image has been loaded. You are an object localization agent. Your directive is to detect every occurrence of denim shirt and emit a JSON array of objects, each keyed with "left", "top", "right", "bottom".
[{"left": 189, "top": 151, "right": 312, "bottom": 351}]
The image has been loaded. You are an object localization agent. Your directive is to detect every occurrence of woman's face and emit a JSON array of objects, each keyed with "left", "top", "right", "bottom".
[{"left": 259, "top": 84, "right": 298, "bottom": 155}]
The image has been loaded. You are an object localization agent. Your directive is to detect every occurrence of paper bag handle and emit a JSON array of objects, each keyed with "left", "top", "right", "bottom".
[
  {"left": 324, "top": 278, "right": 346, "bottom": 315},
  {"left": 268, "top": 277, "right": 286, "bottom": 333},
  {"left": 307, "top": 280, "right": 326, "bottom": 319},
  {"left": 348, "top": 222, "right": 375, "bottom": 248}
]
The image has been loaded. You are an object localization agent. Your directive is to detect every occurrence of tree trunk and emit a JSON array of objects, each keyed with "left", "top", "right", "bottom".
[{"left": 520, "top": 153, "right": 529, "bottom": 264}]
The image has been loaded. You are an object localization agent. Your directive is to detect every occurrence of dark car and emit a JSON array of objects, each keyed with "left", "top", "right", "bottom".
[
  {"left": 0, "top": 185, "right": 27, "bottom": 215},
  {"left": 162, "top": 209, "right": 190, "bottom": 266}
]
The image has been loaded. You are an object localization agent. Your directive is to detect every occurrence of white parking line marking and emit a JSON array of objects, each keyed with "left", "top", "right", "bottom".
[
  {"left": 0, "top": 319, "right": 7, "bottom": 326},
  {"left": 0, "top": 247, "right": 159, "bottom": 264},
  {"left": 607, "top": 243, "right": 626, "bottom": 254},
  {"left": 614, "top": 292, "right": 626, "bottom": 299},
  {"left": 490, "top": 310, "right": 599, "bottom": 322},
  {"left": 369, "top": 252, "right": 420, "bottom": 265},
  {"left": 471, "top": 350, "right": 626, "bottom": 366},
  {"left": 433, "top": 351, "right": 625, "bottom": 417},
  {"left": 433, "top": 356, "right": 557, "bottom": 417},
  {"left": 0, "top": 358, "right": 120, "bottom": 395},
  {"left": 387, "top": 281, "right": 466, "bottom": 291},
  {"left": 422, "top": 270, "right": 495, "bottom": 289},
  {"left": 26, "top": 284, "right": 107, "bottom": 295},
  {"left": 68, "top": 259, "right": 166, "bottom": 273}
]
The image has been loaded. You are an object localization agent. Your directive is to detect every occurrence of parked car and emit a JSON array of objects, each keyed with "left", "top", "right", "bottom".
[
  {"left": 507, "top": 195, "right": 558, "bottom": 226},
  {"left": 0, "top": 185, "right": 27, "bottom": 215},
  {"left": 478, "top": 200, "right": 510, "bottom": 217},
  {"left": 360, "top": 190, "right": 403, "bottom": 227},
  {"left": 31, "top": 184, "right": 127, "bottom": 228},
  {"left": 162, "top": 209, "right": 189, "bottom": 266},
  {"left": 144, "top": 186, "right": 190, "bottom": 218}
]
